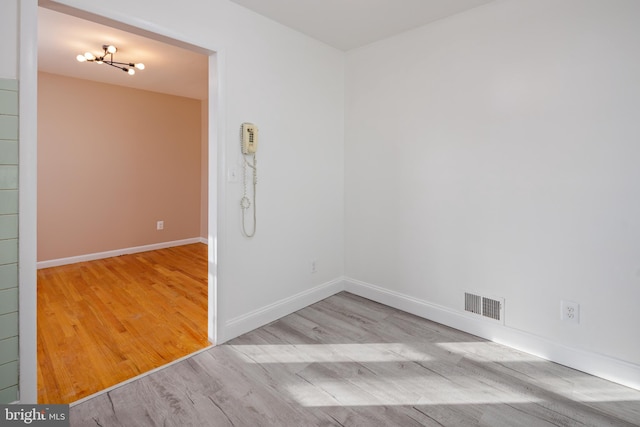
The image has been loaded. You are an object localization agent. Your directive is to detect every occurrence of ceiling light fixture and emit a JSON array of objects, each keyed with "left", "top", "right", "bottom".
[{"left": 76, "top": 44, "right": 145, "bottom": 76}]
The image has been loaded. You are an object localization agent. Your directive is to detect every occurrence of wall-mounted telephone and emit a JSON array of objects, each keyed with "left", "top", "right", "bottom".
[
  {"left": 242, "top": 123, "right": 258, "bottom": 154},
  {"left": 240, "top": 123, "right": 258, "bottom": 237}
]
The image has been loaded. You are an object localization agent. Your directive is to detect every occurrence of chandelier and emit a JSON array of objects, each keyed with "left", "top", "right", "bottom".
[{"left": 76, "top": 45, "right": 145, "bottom": 76}]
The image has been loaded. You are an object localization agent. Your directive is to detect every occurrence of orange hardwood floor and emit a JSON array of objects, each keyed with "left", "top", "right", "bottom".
[{"left": 37, "top": 243, "right": 210, "bottom": 404}]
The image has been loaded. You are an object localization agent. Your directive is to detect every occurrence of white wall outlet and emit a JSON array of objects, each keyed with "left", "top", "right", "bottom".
[
  {"left": 310, "top": 259, "right": 317, "bottom": 274},
  {"left": 156, "top": 220, "right": 164, "bottom": 230},
  {"left": 561, "top": 300, "right": 580, "bottom": 323}
]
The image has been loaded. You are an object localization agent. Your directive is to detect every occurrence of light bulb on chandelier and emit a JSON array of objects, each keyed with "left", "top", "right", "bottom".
[{"left": 76, "top": 44, "right": 145, "bottom": 76}]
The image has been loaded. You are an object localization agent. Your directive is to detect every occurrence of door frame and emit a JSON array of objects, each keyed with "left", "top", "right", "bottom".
[{"left": 19, "top": 0, "right": 225, "bottom": 403}]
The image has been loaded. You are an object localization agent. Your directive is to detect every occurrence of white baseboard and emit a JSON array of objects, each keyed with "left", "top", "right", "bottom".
[
  {"left": 37, "top": 238, "right": 206, "bottom": 269},
  {"left": 344, "top": 277, "right": 640, "bottom": 391},
  {"left": 221, "top": 278, "right": 345, "bottom": 343}
]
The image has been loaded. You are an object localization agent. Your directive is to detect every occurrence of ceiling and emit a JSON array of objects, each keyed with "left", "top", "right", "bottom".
[
  {"left": 229, "top": 0, "right": 494, "bottom": 51},
  {"left": 38, "top": 1, "right": 494, "bottom": 98},
  {"left": 38, "top": 7, "right": 209, "bottom": 100}
]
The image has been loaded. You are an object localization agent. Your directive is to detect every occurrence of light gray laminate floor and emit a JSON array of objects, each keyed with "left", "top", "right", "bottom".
[{"left": 70, "top": 292, "right": 640, "bottom": 426}]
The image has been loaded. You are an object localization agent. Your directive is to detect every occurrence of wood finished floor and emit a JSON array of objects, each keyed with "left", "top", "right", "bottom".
[
  {"left": 37, "top": 243, "right": 210, "bottom": 404},
  {"left": 70, "top": 292, "right": 640, "bottom": 426}
]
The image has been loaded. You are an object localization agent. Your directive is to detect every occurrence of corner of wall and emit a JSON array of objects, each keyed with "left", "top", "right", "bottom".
[{"left": 219, "top": 277, "right": 346, "bottom": 343}]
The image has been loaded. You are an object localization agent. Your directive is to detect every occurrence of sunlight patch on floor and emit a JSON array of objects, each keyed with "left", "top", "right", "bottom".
[
  {"left": 543, "top": 376, "right": 640, "bottom": 403},
  {"left": 437, "top": 342, "right": 543, "bottom": 362},
  {"left": 229, "top": 343, "right": 433, "bottom": 364},
  {"left": 285, "top": 377, "right": 543, "bottom": 407},
  {"left": 229, "top": 341, "right": 640, "bottom": 408}
]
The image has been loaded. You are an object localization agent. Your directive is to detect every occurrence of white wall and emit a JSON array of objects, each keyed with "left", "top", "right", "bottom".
[
  {"left": 39, "top": 0, "right": 345, "bottom": 340},
  {"left": 346, "top": 0, "right": 640, "bottom": 374}
]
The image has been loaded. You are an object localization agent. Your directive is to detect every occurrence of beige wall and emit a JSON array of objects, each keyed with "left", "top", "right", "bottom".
[
  {"left": 200, "top": 101, "right": 208, "bottom": 239},
  {"left": 38, "top": 72, "right": 203, "bottom": 262}
]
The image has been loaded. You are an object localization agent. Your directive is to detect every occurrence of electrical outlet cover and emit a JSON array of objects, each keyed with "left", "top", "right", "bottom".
[{"left": 561, "top": 300, "right": 580, "bottom": 323}]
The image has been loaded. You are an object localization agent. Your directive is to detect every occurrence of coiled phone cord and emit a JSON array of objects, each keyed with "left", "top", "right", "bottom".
[{"left": 241, "top": 154, "right": 257, "bottom": 237}]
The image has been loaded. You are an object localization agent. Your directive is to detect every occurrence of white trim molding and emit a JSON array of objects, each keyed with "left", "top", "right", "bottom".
[
  {"left": 343, "top": 277, "right": 640, "bottom": 392},
  {"left": 221, "top": 278, "right": 345, "bottom": 343},
  {"left": 37, "top": 238, "right": 205, "bottom": 269},
  {"left": 18, "top": 0, "right": 40, "bottom": 405}
]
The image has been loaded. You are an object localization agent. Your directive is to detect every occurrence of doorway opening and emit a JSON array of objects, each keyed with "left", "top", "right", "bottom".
[{"left": 34, "top": 4, "right": 218, "bottom": 404}]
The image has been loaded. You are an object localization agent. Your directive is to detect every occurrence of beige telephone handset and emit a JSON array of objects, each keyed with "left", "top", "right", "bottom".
[
  {"left": 240, "top": 123, "right": 258, "bottom": 237},
  {"left": 242, "top": 123, "right": 258, "bottom": 154}
]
